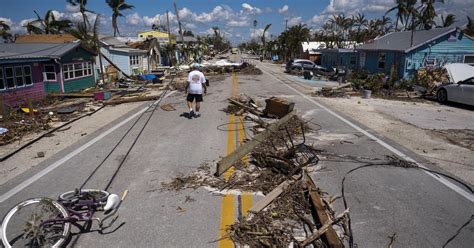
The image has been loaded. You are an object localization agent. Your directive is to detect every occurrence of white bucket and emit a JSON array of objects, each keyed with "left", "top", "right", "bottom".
[{"left": 363, "top": 90, "right": 372, "bottom": 99}]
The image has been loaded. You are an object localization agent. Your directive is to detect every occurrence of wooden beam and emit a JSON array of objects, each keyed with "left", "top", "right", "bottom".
[
  {"left": 248, "top": 175, "right": 299, "bottom": 215},
  {"left": 104, "top": 95, "right": 161, "bottom": 105},
  {"left": 300, "top": 210, "right": 349, "bottom": 247},
  {"left": 304, "top": 173, "right": 344, "bottom": 248},
  {"left": 214, "top": 110, "right": 296, "bottom": 176}
]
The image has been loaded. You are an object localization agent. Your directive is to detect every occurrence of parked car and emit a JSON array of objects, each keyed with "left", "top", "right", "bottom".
[
  {"left": 436, "top": 63, "right": 474, "bottom": 106},
  {"left": 285, "top": 59, "right": 315, "bottom": 72}
]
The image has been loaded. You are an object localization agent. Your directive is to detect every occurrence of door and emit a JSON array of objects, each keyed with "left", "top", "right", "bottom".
[{"left": 460, "top": 78, "right": 474, "bottom": 105}]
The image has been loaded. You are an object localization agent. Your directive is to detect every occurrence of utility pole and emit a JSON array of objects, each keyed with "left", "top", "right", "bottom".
[
  {"left": 174, "top": 1, "right": 184, "bottom": 57},
  {"left": 285, "top": 19, "right": 288, "bottom": 31},
  {"left": 166, "top": 11, "right": 171, "bottom": 44}
]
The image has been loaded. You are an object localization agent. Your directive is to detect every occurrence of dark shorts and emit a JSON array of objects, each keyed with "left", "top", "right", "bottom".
[{"left": 187, "top": 93, "right": 203, "bottom": 102}]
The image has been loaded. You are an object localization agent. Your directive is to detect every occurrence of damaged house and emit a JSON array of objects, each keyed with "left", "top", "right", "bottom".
[
  {"left": 0, "top": 42, "right": 96, "bottom": 106},
  {"left": 98, "top": 37, "right": 148, "bottom": 77},
  {"left": 357, "top": 27, "right": 474, "bottom": 79}
]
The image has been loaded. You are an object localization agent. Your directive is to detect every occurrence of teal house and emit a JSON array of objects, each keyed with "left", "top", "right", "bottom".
[
  {"left": 0, "top": 42, "right": 96, "bottom": 106},
  {"left": 357, "top": 27, "right": 474, "bottom": 79},
  {"left": 320, "top": 48, "right": 359, "bottom": 70}
]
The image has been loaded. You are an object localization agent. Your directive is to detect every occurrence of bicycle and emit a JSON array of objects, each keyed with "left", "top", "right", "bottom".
[{"left": 1, "top": 188, "right": 128, "bottom": 247}]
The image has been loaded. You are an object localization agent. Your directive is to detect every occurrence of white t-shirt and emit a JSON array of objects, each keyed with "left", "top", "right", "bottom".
[{"left": 187, "top": 70, "right": 206, "bottom": 94}]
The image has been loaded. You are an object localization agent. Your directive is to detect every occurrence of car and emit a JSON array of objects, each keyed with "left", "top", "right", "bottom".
[
  {"left": 285, "top": 59, "right": 316, "bottom": 73},
  {"left": 436, "top": 63, "right": 474, "bottom": 106}
]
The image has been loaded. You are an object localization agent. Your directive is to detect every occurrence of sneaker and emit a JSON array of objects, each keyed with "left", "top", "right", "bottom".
[
  {"left": 195, "top": 112, "right": 201, "bottom": 117},
  {"left": 189, "top": 110, "right": 194, "bottom": 116}
]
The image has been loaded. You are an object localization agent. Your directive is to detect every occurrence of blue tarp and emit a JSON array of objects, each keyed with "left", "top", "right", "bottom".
[{"left": 139, "top": 74, "right": 157, "bottom": 81}]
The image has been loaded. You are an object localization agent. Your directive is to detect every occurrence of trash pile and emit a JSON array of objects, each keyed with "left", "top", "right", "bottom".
[{"left": 161, "top": 97, "right": 349, "bottom": 247}]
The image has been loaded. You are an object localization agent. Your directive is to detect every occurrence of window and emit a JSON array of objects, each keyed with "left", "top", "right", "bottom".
[
  {"left": 5, "top": 67, "right": 14, "bottom": 88},
  {"left": 464, "top": 55, "right": 474, "bottom": 65},
  {"left": 63, "top": 62, "right": 92, "bottom": 81},
  {"left": 24, "top": 66, "right": 32, "bottom": 85},
  {"left": 350, "top": 56, "right": 357, "bottom": 65},
  {"left": 74, "top": 63, "right": 83, "bottom": 77},
  {"left": 43, "top": 65, "right": 56, "bottom": 81},
  {"left": 0, "top": 68, "right": 4, "bottom": 90},
  {"left": 378, "top": 53, "right": 386, "bottom": 69},
  {"left": 15, "top": 67, "right": 24, "bottom": 87},
  {"left": 130, "top": 55, "right": 140, "bottom": 66}
]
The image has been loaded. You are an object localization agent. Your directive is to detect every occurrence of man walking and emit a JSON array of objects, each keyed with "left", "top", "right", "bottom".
[{"left": 185, "top": 64, "right": 207, "bottom": 118}]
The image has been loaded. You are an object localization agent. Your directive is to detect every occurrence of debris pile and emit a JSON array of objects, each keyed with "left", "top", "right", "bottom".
[{"left": 161, "top": 105, "right": 349, "bottom": 247}]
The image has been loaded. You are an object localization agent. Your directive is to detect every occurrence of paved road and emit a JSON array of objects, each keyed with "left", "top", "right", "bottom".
[{"left": 0, "top": 56, "right": 472, "bottom": 248}]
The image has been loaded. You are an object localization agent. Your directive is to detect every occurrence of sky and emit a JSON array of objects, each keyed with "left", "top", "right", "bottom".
[{"left": 0, "top": 0, "right": 473, "bottom": 44}]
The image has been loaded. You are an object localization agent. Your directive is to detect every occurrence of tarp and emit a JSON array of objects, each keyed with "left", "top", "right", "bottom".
[{"left": 443, "top": 63, "right": 474, "bottom": 83}]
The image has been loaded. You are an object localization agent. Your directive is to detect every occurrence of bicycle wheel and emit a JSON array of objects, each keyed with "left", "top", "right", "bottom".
[
  {"left": 58, "top": 189, "right": 109, "bottom": 203},
  {"left": 1, "top": 198, "right": 70, "bottom": 248}
]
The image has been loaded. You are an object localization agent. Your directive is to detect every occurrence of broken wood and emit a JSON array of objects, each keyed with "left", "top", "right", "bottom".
[
  {"left": 48, "top": 93, "right": 94, "bottom": 98},
  {"left": 215, "top": 110, "right": 296, "bottom": 176},
  {"left": 300, "top": 209, "right": 349, "bottom": 247},
  {"left": 228, "top": 98, "right": 263, "bottom": 116},
  {"left": 248, "top": 175, "right": 300, "bottom": 215},
  {"left": 104, "top": 95, "right": 161, "bottom": 105},
  {"left": 304, "top": 173, "right": 344, "bottom": 248},
  {"left": 41, "top": 99, "right": 89, "bottom": 112}
]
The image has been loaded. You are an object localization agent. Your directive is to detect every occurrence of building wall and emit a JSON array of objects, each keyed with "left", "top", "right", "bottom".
[
  {"left": 403, "top": 32, "right": 474, "bottom": 78},
  {"left": 359, "top": 50, "right": 406, "bottom": 79},
  {"left": 321, "top": 51, "right": 358, "bottom": 70},
  {"left": 98, "top": 48, "right": 132, "bottom": 76},
  {"left": 1, "top": 63, "right": 46, "bottom": 106}
]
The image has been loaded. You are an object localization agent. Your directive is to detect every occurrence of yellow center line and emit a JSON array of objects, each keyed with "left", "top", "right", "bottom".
[
  {"left": 237, "top": 115, "right": 252, "bottom": 217},
  {"left": 218, "top": 73, "right": 238, "bottom": 248}
]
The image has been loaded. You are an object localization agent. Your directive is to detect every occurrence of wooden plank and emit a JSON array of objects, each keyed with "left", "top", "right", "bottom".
[
  {"left": 304, "top": 173, "right": 344, "bottom": 248},
  {"left": 104, "top": 95, "right": 161, "bottom": 105},
  {"left": 48, "top": 93, "right": 94, "bottom": 98},
  {"left": 300, "top": 210, "right": 349, "bottom": 247},
  {"left": 248, "top": 175, "right": 299, "bottom": 215},
  {"left": 214, "top": 110, "right": 297, "bottom": 176}
]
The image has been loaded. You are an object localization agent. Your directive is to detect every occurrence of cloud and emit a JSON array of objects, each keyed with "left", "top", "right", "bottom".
[
  {"left": 310, "top": 14, "right": 327, "bottom": 26},
  {"left": 51, "top": 10, "right": 65, "bottom": 20},
  {"left": 241, "top": 3, "right": 262, "bottom": 15},
  {"left": 251, "top": 27, "right": 271, "bottom": 39},
  {"left": 278, "top": 5, "right": 289, "bottom": 14},
  {"left": 227, "top": 19, "right": 249, "bottom": 27},
  {"left": 287, "top": 16, "right": 303, "bottom": 26},
  {"left": 323, "top": 0, "right": 392, "bottom": 15},
  {"left": 65, "top": 3, "right": 80, "bottom": 13},
  {"left": 0, "top": 17, "right": 13, "bottom": 27},
  {"left": 126, "top": 12, "right": 143, "bottom": 25}
]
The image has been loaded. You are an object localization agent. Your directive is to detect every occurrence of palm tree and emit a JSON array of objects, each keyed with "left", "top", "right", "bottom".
[
  {"left": 26, "top": 10, "right": 72, "bottom": 34},
  {"left": 286, "top": 24, "right": 310, "bottom": 57},
  {"left": 0, "top": 20, "right": 12, "bottom": 42},
  {"left": 465, "top": 16, "right": 474, "bottom": 37},
  {"left": 419, "top": 0, "right": 445, "bottom": 30},
  {"left": 385, "top": 0, "right": 408, "bottom": 31},
  {"left": 353, "top": 13, "right": 368, "bottom": 42},
  {"left": 405, "top": 0, "right": 420, "bottom": 31},
  {"left": 438, "top": 14, "right": 456, "bottom": 27},
  {"left": 261, "top": 23, "right": 271, "bottom": 58},
  {"left": 67, "top": 0, "right": 95, "bottom": 28},
  {"left": 253, "top": 19, "right": 258, "bottom": 40},
  {"left": 106, "top": 0, "right": 134, "bottom": 37}
]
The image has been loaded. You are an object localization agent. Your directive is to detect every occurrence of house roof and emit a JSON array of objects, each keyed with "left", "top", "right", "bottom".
[
  {"left": 357, "top": 27, "right": 457, "bottom": 53},
  {"left": 302, "top": 42, "right": 326, "bottom": 54},
  {"left": 177, "top": 36, "right": 197, "bottom": 43},
  {"left": 0, "top": 42, "right": 83, "bottom": 60},
  {"left": 15, "top": 34, "right": 78, "bottom": 44}
]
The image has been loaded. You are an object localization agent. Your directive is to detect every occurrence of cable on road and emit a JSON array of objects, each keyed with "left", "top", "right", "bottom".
[
  {"left": 340, "top": 156, "right": 473, "bottom": 248},
  {"left": 442, "top": 215, "right": 473, "bottom": 248},
  {"left": 78, "top": 75, "right": 176, "bottom": 191}
]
